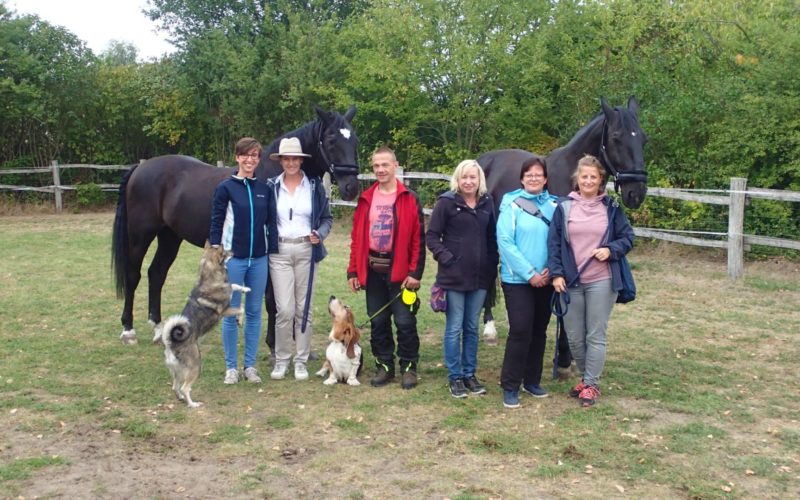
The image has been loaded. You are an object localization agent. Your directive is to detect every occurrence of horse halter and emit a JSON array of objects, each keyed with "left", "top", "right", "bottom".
[
  {"left": 317, "top": 133, "right": 359, "bottom": 185},
  {"left": 600, "top": 118, "right": 648, "bottom": 192}
]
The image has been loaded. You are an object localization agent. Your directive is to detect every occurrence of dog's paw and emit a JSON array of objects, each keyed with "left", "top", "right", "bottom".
[
  {"left": 347, "top": 378, "right": 361, "bottom": 386},
  {"left": 315, "top": 368, "right": 327, "bottom": 377},
  {"left": 187, "top": 401, "right": 203, "bottom": 408},
  {"left": 323, "top": 378, "right": 337, "bottom": 385}
]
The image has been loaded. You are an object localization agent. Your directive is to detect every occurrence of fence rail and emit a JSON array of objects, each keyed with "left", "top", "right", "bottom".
[{"left": 2, "top": 163, "right": 798, "bottom": 278}]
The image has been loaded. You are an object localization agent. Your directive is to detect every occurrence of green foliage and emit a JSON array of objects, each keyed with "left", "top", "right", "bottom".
[
  {"left": 1, "top": 0, "right": 799, "bottom": 244},
  {"left": 74, "top": 183, "right": 105, "bottom": 208}
]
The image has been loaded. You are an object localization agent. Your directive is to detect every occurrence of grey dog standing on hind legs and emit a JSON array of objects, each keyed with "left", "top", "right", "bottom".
[{"left": 153, "top": 242, "right": 250, "bottom": 408}]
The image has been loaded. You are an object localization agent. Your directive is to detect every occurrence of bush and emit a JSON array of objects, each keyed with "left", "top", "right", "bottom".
[{"left": 74, "top": 183, "right": 105, "bottom": 208}]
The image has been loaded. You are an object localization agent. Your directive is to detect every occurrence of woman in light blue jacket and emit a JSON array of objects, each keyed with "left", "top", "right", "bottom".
[{"left": 496, "top": 157, "right": 558, "bottom": 409}]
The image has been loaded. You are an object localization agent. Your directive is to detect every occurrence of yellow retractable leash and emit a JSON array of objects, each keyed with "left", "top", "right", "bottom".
[{"left": 358, "top": 287, "right": 419, "bottom": 329}]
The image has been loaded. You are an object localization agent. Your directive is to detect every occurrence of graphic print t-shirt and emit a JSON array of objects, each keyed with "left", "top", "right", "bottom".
[{"left": 368, "top": 189, "right": 397, "bottom": 252}]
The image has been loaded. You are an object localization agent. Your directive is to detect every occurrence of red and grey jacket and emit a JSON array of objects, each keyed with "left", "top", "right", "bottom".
[{"left": 347, "top": 179, "right": 425, "bottom": 285}]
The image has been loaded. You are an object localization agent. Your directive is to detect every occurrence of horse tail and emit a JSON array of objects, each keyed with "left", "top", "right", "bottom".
[{"left": 111, "top": 164, "right": 137, "bottom": 299}]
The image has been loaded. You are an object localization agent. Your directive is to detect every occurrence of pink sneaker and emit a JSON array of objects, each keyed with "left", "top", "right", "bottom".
[
  {"left": 578, "top": 385, "right": 600, "bottom": 407},
  {"left": 569, "top": 381, "right": 588, "bottom": 398}
]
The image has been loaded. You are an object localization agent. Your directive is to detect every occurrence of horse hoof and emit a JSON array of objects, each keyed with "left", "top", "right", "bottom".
[{"left": 120, "top": 330, "right": 138, "bottom": 345}]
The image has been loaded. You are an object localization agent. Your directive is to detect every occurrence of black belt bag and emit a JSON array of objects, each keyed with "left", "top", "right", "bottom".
[{"left": 368, "top": 252, "right": 391, "bottom": 274}]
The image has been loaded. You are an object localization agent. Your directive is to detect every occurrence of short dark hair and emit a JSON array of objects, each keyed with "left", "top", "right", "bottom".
[
  {"left": 520, "top": 156, "right": 547, "bottom": 180},
  {"left": 372, "top": 145, "right": 395, "bottom": 158},
  {"left": 235, "top": 137, "right": 262, "bottom": 156}
]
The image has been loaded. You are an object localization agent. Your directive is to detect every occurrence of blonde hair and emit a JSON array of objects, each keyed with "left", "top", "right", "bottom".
[
  {"left": 450, "top": 159, "right": 487, "bottom": 197},
  {"left": 571, "top": 154, "right": 606, "bottom": 193}
]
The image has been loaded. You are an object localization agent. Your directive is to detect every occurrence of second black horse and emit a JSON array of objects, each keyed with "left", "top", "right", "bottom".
[{"left": 476, "top": 96, "right": 648, "bottom": 375}]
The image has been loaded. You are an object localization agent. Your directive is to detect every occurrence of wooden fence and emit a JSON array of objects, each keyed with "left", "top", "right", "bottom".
[{"left": 2, "top": 163, "right": 799, "bottom": 279}]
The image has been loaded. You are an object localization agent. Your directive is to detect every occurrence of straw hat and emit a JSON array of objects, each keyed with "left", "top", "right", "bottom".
[{"left": 269, "top": 137, "right": 311, "bottom": 161}]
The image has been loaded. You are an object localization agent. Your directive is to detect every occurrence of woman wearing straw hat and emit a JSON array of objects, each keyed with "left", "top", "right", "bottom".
[{"left": 267, "top": 137, "right": 333, "bottom": 380}]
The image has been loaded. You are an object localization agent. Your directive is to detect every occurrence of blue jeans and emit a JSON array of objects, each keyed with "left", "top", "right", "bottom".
[
  {"left": 221, "top": 255, "right": 268, "bottom": 370},
  {"left": 443, "top": 288, "right": 487, "bottom": 381}
]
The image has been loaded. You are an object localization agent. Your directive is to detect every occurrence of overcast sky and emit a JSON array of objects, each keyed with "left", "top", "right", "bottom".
[{"left": 9, "top": 0, "right": 175, "bottom": 60}]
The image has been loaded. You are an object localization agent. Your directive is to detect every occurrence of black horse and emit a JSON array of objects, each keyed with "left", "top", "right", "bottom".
[
  {"left": 476, "top": 96, "right": 647, "bottom": 375},
  {"left": 112, "top": 106, "right": 359, "bottom": 344}
]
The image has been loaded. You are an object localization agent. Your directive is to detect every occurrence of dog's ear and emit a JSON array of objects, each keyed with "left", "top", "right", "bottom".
[{"left": 344, "top": 327, "right": 357, "bottom": 359}]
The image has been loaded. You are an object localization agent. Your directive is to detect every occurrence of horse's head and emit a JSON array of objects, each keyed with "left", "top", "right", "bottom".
[
  {"left": 315, "top": 105, "right": 360, "bottom": 201},
  {"left": 600, "top": 96, "right": 648, "bottom": 209}
]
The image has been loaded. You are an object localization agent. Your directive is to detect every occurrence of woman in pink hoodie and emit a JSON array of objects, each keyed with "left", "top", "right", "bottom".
[{"left": 547, "top": 155, "right": 634, "bottom": 407}]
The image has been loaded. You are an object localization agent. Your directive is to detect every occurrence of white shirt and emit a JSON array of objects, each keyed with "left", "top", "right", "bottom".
[{"left": 276, "top": 173, "right": 313, "bottom": 238}]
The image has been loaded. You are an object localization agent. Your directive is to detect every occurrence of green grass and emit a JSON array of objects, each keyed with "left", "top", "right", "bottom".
[
  {"left": 0, "top": 455, "right": 68, "bottom": 481},
  {"left": 0, "top": 212, "right": 799, "bottom": 498}
]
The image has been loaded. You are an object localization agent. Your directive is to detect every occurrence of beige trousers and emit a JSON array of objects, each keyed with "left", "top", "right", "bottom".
[{"left": 269, "top": 241, "right": 315, "bottom": 366}]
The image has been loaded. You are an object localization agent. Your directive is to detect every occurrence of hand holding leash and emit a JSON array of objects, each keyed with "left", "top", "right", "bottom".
[{"left": 402, "top": 276, "right": 420, "bottom": 290}]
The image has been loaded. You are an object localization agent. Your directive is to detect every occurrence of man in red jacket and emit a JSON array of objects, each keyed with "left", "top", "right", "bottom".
[{"left": 347, "top": 146, "right": 425, "bottom": 389}]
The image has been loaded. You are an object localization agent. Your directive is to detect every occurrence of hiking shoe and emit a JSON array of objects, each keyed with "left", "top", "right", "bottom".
[
  {"left": 243, "top": 367, "right": 262, "bottom": 383},
  {"left": 503, "top": 389, "right": 520, "bottom": 409},
  {"left": 578, "top": 385, "right": 600, "bottom": 407},
  {"left": 463, "top": 375, "right": 487, "bottom": 395},
  {"left": 270, "top": 363, "right": 288, "bottom": 380},
  {"left": 370, "top": 364, "right": 395, "bottom": 387},
  {"left": 521, "top": 384, "right": 548, "bottom": 398},
  {"left": 401, "top": 369, "right": 417, "bottom": 390},
  {"left": 223, "top": 368, "right": 240, "bottom": 385},
  {"left": 569, "top": 380, "right": 588, "bottom": 398},
  {"left": 449, "top": 378, "right": 468, "bottom": 398},
  {"left": 294, "top": 363, "right": 309, "bottom": 381}
]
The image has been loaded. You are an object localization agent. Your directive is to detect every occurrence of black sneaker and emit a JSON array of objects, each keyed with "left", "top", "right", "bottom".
[
  {"left": 449, "top": 378, "right": 468, "bottom": 398},
  {"left": 463, "top": 375, "right": 487, "bottom": 395},
  {"left": 371, "top": 364, "right": 395, "bottom": 387}
]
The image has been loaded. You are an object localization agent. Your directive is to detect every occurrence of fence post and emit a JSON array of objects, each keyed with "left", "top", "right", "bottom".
[
  {"left": 51, "top": 160, "right": 62, "bottom": 213},
  {"left": 217, "top": 161, "right": 224, "bottom": 168},
  {"left": 727, "top": 177, "right": 747, "bottom": 279},
  {"left": 397, "top": 166, "right": 406, "bottom": 185}
]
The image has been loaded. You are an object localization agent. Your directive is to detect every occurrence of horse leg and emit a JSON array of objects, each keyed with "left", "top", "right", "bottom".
[
  {"left": 264, "top": 278, "right": 276, "bottom": 364},
  {"left": 147, "top": 229, "right": 183, "bottom": 328},
  {"left": 554, "top": 317, "right": 575, "bottom": 380},
  {"left": 482, "top": 284, "right": 498, "bottom": 345},
  {"left": 120, "top": 235, "right": 155, "bottom": 345}
]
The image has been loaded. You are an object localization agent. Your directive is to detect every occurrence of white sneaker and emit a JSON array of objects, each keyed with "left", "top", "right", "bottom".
[
  {"left": 223, "top": 368, "right": 239, "bottom": 385},
  {"left": 271, "top": 364, "right": 288, "bottom": 380},
  {"left": 243, "top": 367, "right": 262, "bottom": 383},
  {"left": 294, "top": 363, "right": 309, "bottom": 380}
]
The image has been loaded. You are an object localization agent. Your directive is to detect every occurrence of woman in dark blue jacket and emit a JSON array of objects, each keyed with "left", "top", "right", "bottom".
[
  {"left": 548, "top": 155, "right": 634, "bottom": 407},
  {"left": 209, "top": 137, "right": 277, "bottom": 385},
  {"left": 426, "top": 159, "right": 498, "bottom": 398}
]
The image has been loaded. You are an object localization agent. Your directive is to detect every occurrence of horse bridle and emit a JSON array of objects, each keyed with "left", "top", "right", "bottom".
[
  {"left": 317, "top": 134, "right": 359, "bottom": 184},
  {"left": 600, "top": 118, "right": 648, "bottom": 193}
]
